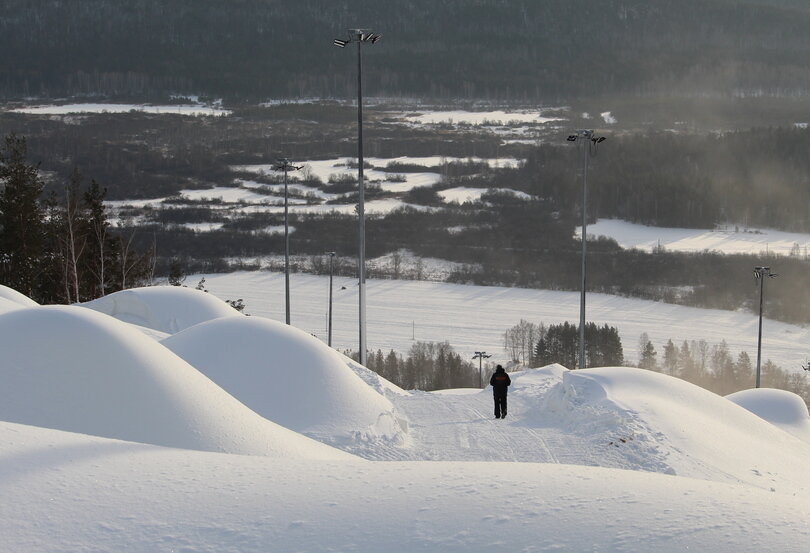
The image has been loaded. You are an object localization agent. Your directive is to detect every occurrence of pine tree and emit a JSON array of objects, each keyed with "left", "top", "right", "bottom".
[
  {"left": 662, "top": 339, "right": 678, "bottom": 376},
  {"left": 0, "top": 134, "right": 46, "bottom": 297}
]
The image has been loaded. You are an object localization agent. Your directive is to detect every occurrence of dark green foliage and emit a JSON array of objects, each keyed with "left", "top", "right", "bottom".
[
  {"left": 0, "top": 134, "right": 46, "bottom": 297},
  {"left": 0, "top": 134, "right": 154, "bottom": 303},
  {"left": 532, "top": 321, "right": 624, "bottom": 368}
]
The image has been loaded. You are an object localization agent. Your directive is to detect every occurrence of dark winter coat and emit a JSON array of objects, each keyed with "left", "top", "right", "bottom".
[{"left": 490, "top": 368, "right": 511, "bottom": 396}]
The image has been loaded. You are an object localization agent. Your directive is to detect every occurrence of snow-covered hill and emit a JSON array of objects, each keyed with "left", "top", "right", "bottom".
[
  {"left": 2, "top": 284, "right": 810, "bottom": 552},
  {"left": 190, "top": 271, "right": 810, "bottom": 372}
]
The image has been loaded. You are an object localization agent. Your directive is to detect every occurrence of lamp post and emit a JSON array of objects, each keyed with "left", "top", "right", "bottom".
[
  {"left": 326, "top": 251, "right": 336, "bottom": 347},
  {"left": 754, "top": 266, "right": 777, "bottom": 388},
  {"left": 473, "top": 351, "right": 492, "bottom": 388},
  {"left": 566, "top": 130, "right": 606, "bottom": 369},
  {"left": 334, "top": 29, "right": 381, "bottom": 366},
  {"left": 274, "top": 158, "right": 302, "bottom": 325}
]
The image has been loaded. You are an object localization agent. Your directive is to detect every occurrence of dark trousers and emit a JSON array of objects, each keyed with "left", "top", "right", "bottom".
[{"left": 494, "top": 393, "right": 507, "bottom": 418}]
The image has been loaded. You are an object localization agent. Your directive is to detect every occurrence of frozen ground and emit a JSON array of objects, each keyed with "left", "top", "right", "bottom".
[
  {"left": 402, "top": 109, "right": 564, "bottom": 125},
  {"left": 439, "top": 186, "right": 536, "bottom": 204},
  {"left": 10, "top": 102, "right": 230, "bottom": 116},
  {"left": 191, "top": 271, "right": 810, "bottom": 373},
  {"left": 586, "top": 219, "right": 810, "bottom": 256},
  {"left": 2, "top": 283, "right": 810, "bottom": 552}
]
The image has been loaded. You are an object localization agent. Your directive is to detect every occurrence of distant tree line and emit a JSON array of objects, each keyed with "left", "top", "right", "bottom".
[
  {"left": 357, "top": 341, "right": 480, "bottom": 391},
  {"left": 636, "top": 333, "right": 810, "bottom": 405},
  {"left": 503, "top": 320, "right": 624, "bottom": 368},
  {"left": 515, "top": 127, "right": 810, "bottom": 231},
  {"left": 0, "top": 134, "right": 153, "bottom": 303},
  {"left": 3, "top": 1, "right": 810, "bottom": 101}
]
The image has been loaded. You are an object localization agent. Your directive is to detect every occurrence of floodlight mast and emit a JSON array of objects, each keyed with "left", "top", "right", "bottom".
[
  {"left": 754, "top": 266, "right": 777, "bottom": 388},
  {"left": 473, "top": 351, "right": 492, "bottom": 388},
  {"left": 566, "top": 130, "right": 606, "bottom": 369},
  {"left": 333, "top": 28, "right": 381, "bottom": 366},
  {"left": 274, "top": 158, "right": 302, "bottom": 325}
]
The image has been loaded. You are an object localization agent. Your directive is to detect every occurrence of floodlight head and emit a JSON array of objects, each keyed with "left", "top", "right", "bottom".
[
  {"left": 567, "top": 135, "right": 578, "bottom": 142},
  {"left": 333, "top": 39, "right": 349, "bottom": 48}
]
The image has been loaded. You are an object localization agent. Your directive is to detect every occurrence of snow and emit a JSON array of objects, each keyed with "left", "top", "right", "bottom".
[
  {"left": 190, "top": 271, "right": 810, "bottom": 373},
  {"left": 176, "top": 222, "right": 226, "bottom": 232},
  {"left": 601, "top": 111, "right": 618, "bottom": 124},
  {"left": 403, "top": 109, "right": 564, "bottom": 125},
  {"left": 0, "top": 284, "right": 39, "bottom": 307},
  {"left": 438, "top": 186, "right": 535, "bottom": 204},
  {"left": 177, "top": 186, "right": 294, "bottom": 204},
  {"left": 585, "top": 218, "right": 810, "bottom": 256},
  {"left": 234, "top": 197, "right": 437, "bottom": 216},
  {"left": 11, "top": 103, "right": 231, "bottom": 116},
  {"left": 0, "top": 305, "right": 350, "bottom": 459},
  {"left": 4, "top": 283, "right": 810, "bottom": 551},
  {"left": 727, "top": 388, "right": 810, "bottom": 445},
  {"left": 81, "top": 286, "right": 241, "bottom": 333},
  {"left": 161, "top": 316, "right": 406, "bottom": 450},
  {"left": 540, "top": 368, "right": 810, "bottom": 490},
  {"left": 4, "top": 419, "right": 810, "bottom": 553}
]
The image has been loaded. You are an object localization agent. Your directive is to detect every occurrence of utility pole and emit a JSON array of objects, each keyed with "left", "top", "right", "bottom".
[
  {"left": 326, "top": 251, "right": 336, "bottom": 347},
  {"left": 566, "top": 130, "right": 606, "bottom": 369},
  {"left": 754, "top": 266, "right": 777, "bottom": 388},
  {"left": 473, "top": 351, "right": 492, "bottom": 388},
  {"left": 274, "top": 159, "right": 302, "bottom": 325},
  {"left": 334, "top": 29, "right": 381, "bottom": 366}
]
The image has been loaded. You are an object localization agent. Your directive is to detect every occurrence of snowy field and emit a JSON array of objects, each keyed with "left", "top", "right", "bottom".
[
  {"left": 2, "top": 283, "right": 810, "bottom": 552},
  {"left": 402, "top": 109, "right": 564, "bottom": 125},
  {"left": 587, "top": 219, "right": 810, "bottom": 256},
  {"left": 9, "top": 102, "right": 231, "bottom": 116},
  {"left": 439, "top": 186, "right": 535, "bottom": 204},
  {"left": 193, "top": 271, "right": 810, "bottom": 373}
]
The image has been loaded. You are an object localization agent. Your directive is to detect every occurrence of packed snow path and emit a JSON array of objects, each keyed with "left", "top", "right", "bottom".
[
  {"left": 389, "top": 387, "right": 572, "bottom": 463},
  {"left": 357, "top": 368, "right": 653, "bottom": 472}
]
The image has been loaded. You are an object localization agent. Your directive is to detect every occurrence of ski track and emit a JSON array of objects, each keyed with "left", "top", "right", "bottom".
[{"left": 349, "top": 383, "right": 595, "bottom": 465}]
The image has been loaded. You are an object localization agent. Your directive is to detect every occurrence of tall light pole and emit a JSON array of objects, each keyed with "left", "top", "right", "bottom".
[
  {"left": 566, "top": 130, "right": 606, "bottom": 369},
  {"left": 473, "top": 351, "right": 492, "bottom": 388},
  {"left": 334, "top": 29, "right": 380, "bottom": 366},
  {"left": 326, "top": 251, "right": 336, "bottom": 347},
  {"left": 274, "top": 158, "right": 302, "bottom": 325},
  {"left": 754, "top": 266, "right": 777, "bottom": 388}
]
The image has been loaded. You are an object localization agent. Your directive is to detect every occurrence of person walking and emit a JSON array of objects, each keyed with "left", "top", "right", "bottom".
[{"left": 490, "top": 364, "right": 511, "bottom": 419}]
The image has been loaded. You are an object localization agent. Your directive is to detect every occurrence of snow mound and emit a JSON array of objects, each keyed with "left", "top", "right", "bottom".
[
  {"left": 161, "top": 316, "right": 407, "bottom": 448},
  {"left": 538, "top": 367, "right": 810, "bottom": 491},
  {"left": 81, "top": 285, "right": 241, "bottom": 334},
  {"left": 4, "top": 420, "right": 810, "bottom": 553},
  {"left": 0, "top": 297, "right": 28, "bottom": 315},
  {"left": 0, "top": 284, "right": 38, "bottom": 307},
  {"left": 726, "top": 388, "right": 810, "bottom": 445},
  {"left": 0, "top": 306, "right": 352, "bottom": 460},
  {"left": 342, "top": 352, "right": 409, "bottom": 396}
]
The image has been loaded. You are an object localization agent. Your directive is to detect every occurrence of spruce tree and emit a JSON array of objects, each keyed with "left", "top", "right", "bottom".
[{"left": 0, "top": 134, "right": 46, "bottom": 298}]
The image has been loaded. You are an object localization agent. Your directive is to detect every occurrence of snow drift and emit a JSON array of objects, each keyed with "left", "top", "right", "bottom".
[
  {"left": 727, "top": 388, "right": 810, "bottom": 445},
  {"left": 537, "top": 367, "right": 810, "bottom": 492},
  {"left": 81, "top": 285, "right": 241, "bottom": 334},
  {"left": 0, "top": 306, "right": 352, "bottom": 460},
  {"left": 0, "top": 284, "right": 38, "bottom": 314},
  {"left": 161, "top": 316, "right": 406, "bottom": 447},
  {"left": 3, "top": 420, "right": 810, "bottom": 553}
]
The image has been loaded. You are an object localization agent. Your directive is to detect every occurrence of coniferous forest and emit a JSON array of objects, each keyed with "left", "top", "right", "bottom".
[{"left": 2, "top": 0, "right": 810, "bottom": 101}]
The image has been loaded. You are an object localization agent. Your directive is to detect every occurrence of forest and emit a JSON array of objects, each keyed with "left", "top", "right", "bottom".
[{"left": 2, "top": 0, "right": 810, "bottom": 101}]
